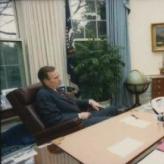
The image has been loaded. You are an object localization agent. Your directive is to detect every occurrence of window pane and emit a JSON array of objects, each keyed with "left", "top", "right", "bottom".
[
  {"left": 6, "top": 66, "right": 21, "bottom": 88},
  {"left": 85, "top": 14, "right": 96, "bottom": 20},
  {"left": 69, "top": 0, "right": 106, "bottom": 40},
  {"left": 98, "top": 21, "right": 106, "bottom": 38},
  {"left": 0, "top": 41, "right": 25, "bottom": 90},
  {"left": 72, "top": 20, "right": 84, "bottom": 38},
  {"left": 0, "top": 0, "right": 17, "bottom": 39},
  {"left": 0, "top": 66, "right": 6, "bottom": 89},
  {"left": 84, "top": 0, "right": 96, "bottom": 20},
  {"left": 85, "top": 0, "right": 95, "bottom": 13},
  {"left": 85, "top": 21, "right": 96, "bottom": 38},
  {"left": 97, "top": 0, "right": 106, "bottom": 20},
  {"left": 0, "top": 43, "right": 4, "bottom": 65},
  {"left": 2, "top": 42, "right": 19, "bottom": 65},
  {"left": 69, "top": 0, "right": 86, "bottom": 20}
]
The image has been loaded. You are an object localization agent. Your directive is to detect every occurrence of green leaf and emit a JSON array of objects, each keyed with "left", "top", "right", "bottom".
[{"left": 74, "top": 39, "right": 124, "bottom": 100}]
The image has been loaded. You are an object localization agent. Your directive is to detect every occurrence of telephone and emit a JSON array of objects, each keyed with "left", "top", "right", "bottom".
[{"left": 151, "top": 97, "right": 164, "bottom": 114}]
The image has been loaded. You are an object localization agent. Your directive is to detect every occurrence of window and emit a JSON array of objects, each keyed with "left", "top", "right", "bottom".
[
  {"left": 0, "top": 41, "right": 25, "bottom": 90},
  {"left": 69, "top": 0, "right": 106, "bottom": 40},
  {"left": 0, "top": 0, "right": 25, "bottom": 104},
  {"left": 0, "top": 0, "right": 18, "bottom": 39}
]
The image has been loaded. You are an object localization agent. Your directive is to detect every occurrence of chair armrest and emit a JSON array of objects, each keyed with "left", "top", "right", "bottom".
[
  {"left": 44, "top": 117, "right": 83, "bottom": 133},
  {"left": 34, "top": 117, "right": 84, "bottom": 145}
]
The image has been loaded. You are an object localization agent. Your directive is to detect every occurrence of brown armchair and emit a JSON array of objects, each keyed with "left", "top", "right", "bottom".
[{"left": 6, "top": 83, "right": 83, "bottom": 145}]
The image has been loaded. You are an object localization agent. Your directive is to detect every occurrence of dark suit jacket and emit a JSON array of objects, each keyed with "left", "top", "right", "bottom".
[{"left": 35, "top": 87, "right": 89, "bottom": 126}]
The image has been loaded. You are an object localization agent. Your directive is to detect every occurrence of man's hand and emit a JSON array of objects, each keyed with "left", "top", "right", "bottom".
[
  {"left": 89, "top": 99, "right": 104, "bottom": 111},
  {"left": 78, "top": 112, "right": 91, "bottom": 120}
]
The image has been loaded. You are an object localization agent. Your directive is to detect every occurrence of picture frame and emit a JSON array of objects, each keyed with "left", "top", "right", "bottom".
[{"left": 151, "top": 23, "right": 164, "bottom": 52}]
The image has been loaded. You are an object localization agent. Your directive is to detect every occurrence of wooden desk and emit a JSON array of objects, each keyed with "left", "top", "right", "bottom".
[{"left": 52, "top": 110, "right": 164, "bottom": 164}]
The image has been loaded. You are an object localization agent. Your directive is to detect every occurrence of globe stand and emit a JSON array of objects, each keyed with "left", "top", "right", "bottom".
[
  {"left": 134, "top": 93, "right": 141, "bottom": 107},
  {"left": 125, "top": 82, "right": 150, "bottom": 108}
]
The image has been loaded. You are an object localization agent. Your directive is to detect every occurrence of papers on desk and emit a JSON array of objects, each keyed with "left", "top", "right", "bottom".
[
  {"left": 107, "top": 137, "right": 143, "bottom": 158},
  {"left": 121, "top": 116, "right": 150, "bottom": 128},
  {"left": 13, "top": 149, "right": 37, "bottom": 163},
  {"left": 2, "top": 146, "right": 37, "bottom": 164},
  {"left": 138, "top": 150, "right": 164, "bottom": 164}
]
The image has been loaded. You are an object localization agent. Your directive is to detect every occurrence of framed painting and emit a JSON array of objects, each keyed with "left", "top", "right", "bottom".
[{"left": 151, "top": 23, "right": 164, "bottom": 52}]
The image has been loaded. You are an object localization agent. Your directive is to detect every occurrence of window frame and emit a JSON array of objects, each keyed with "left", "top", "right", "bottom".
[
  {"left": 0, "top": 0, "right": 27, "bottom": 91},
  {"left": 69, "top": 0, "right": 107, "bottom": 41}
]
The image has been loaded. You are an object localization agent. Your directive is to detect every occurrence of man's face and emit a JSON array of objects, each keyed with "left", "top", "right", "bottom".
[{"left": 44, "top": 70, "right": 61, "bottom": 89}]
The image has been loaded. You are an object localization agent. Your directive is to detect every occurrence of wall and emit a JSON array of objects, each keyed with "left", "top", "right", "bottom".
[{"left": 129, "top": 0, "right": 164, "bottom": 75}]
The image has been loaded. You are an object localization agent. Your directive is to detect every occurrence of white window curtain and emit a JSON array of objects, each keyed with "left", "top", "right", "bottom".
[{"left": 15, "top": 0, "right": 68, "bottom": 85}]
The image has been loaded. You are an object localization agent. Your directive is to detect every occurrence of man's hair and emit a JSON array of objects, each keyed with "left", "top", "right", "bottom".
[{"left": 38, "top": 66, "right": 55, "bottom": 82}]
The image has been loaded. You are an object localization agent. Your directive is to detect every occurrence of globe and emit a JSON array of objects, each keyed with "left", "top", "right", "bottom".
[
  {"left": 127, "top": 70, "right": 146, "bottom": 84},
  {"left": 126, "top": 70, "right": 148, "bottom": 92},
  {"left": 125, "top": 70, "right": 150, "bottom": 107}
]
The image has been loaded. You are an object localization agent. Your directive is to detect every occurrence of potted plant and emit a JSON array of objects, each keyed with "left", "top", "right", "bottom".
[{"left": 74, "top": 39, "right": 124, "bottom": 101}]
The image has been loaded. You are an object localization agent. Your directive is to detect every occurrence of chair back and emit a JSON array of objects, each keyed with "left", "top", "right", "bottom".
[{"left": 7, "top": 83, "right": 44, "bottom": 135}]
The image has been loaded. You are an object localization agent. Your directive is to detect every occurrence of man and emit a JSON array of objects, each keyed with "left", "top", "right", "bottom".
[{"left": 36, "top": 66, "right": 118, "bottom": 127}]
